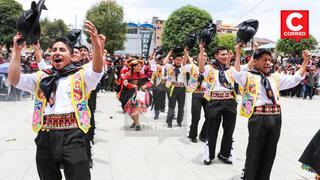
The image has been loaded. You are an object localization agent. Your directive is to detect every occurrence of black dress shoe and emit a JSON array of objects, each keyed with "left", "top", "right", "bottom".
[
  {"left": 130, "top": 123, "right": 136, "bottom": 128},
  {"left": 203, "top": 160, "right": 212, "bottom": 166},
  {"left": 167, "top": 123, "right": 172, "bottom": 128},
  {"left": 89, "top": 159, "right": 93, "bottom": 168},
  {"left": 199, "top": 136, "right": 207, "bottom": 143},
  {"left": 135, "top": 125, "right": 141, "bottom": 131},
  {"left": 177, "top": 123, "right": 182, "bottom": 127},
  {"left": 217, "top": 153, "right": 232, "bottom": 164},
  {"left": 189, "top": 137, "right": 197, "bottom": 143},
  {"left": 154, "top": 116, "right": 159, "bottom": 120}
]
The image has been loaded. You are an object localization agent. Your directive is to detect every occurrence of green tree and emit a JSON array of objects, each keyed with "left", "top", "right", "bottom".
[
  {"left": 216, "top": 34, "right": 236, "bottom": 51},
  {"left": 86, "top": 1, "right": 127, "bottom": 55},
  {"left": 0, "top": 0, "right": 23, "bottom": 50},
  {"left": 162, "top": 5, "right": 213, "bottom": 55},
  {"left": 40, "top": 18, "right": 69, "bottom": 50},
  {"left": 276, "top": 35, "right": 317, "bottom": 56}
]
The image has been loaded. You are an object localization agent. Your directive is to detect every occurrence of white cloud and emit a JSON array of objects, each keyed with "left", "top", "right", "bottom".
[{"left": 15, "top": 0, "right": 320, "bottom": 41}]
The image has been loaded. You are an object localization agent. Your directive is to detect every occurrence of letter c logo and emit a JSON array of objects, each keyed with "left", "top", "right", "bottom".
[{"left": 286, "top": 12, "right": 303, "bottom": 31}]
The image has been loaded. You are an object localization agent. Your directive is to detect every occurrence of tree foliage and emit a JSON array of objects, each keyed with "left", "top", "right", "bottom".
[
  {"left": 216, "top": 34, "right": 236, "bottom": 51},
  {"left": 276, "top": 35, "right": 318, "bottom": 56},
  {"left": 86, "top": 1, "right": 127, "bottom": 55},
  {"left": 162, "top": 5, "right": 213, "bottom": 55},
  {"left": 0, "top": 0, "right": 23, "bottom": 49},
  {"left": 40, "top": 18, "right": 68, "bottom": 50}
]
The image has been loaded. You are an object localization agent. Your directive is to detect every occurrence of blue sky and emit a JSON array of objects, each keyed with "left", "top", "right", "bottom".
[{"left": 16, "top": 0, "right": 320, "bottom": 42}]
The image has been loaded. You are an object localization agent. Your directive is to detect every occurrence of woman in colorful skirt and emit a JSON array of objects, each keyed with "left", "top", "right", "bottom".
[
  {"left": 299, "top": 129, "right": 320, "bottom": 180},
  {"left": 120, "top": 58, "right": 153, "bottom": 131}
]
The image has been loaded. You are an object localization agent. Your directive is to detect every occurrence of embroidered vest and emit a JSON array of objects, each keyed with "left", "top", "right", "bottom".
[
  {"left": 165, "top": 66, "right": 185, "bottom": 88},
  {"left": 151, "top": 65, "right": 163, "bottom": 87},
  {"left": 240, "top": 72, "right": 280, "bottom": 118},
  {"left": 186, "top": 64, "right": 200, "bottom": 93},
  {"left": 203, "top": 66, "right": 235, "bottom": 101},
  {"left": 32, "top": 69, "right": 92, "bottom": 133}
]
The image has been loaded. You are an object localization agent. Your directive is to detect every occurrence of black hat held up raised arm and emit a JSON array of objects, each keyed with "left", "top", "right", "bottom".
[
  {"left": 16, "top": 0, "right": 47, "bottom": 45},
  {"left": 236, "top": 19, "right": 259, "bottom": 44},
  {"left": 185, "top": 32, "right": 197, "bottom": 50},
  {"left": 198, "top": 22, "right": 217, "bottom": 48}
]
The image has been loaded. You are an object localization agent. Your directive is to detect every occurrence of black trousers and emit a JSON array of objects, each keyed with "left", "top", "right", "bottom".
[
  {"left": 87, "top": 89, "right": 97, "bottom": 161},
  {"left": 243, "top": 114, "right": 282, "bottom": 180},
  {"left": 304, "top": 85, "right": 314, "bottom": 99},
  {"left": 107, "top": 76, "right": 115, "bottom": 91},
  {"left": 188, "top": 92, "right": 208, "bottom": 139},
  {"left": 153, "top": 83, "right": 167, "bottom": 116},
  {"left": 294, "top": 84, "right": 302, "bottom": 97},
  {"left": 166, "top": 86, "right": 186, "bottom": 124},
  {"left": 99, "top": 73, "right": 107, "bottom": 91},
  {"left": 35, "top": 129, "right": 90, "bottom": 180},
  {"left": 205, "top": 99, "right": 237, "bottom": 160}
]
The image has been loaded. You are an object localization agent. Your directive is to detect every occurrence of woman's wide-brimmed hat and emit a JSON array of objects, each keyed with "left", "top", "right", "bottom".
[{"left": 125, "top": 58, "right": 144, "bottom": 67}]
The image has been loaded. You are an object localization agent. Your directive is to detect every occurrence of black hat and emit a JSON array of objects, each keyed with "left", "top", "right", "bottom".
[
  {"left": 155, "top": 46, "right": 163, "bottom": 56},
  {"left": 65, "top": 29, "right": 81, "bottom": 46},
  {"left": 236, "top": 19, "right": 259, "bottom": 44},
  {"left": 16, "top": 0, "right": 47, "bottom": 45},
  {"left": 199, "top": 23, "right": 217, "bottom": 47},
  {"left": 185, "top": 32, "right": 197, "bottom": 49},
  {"left": 172, "top": 45, "right": 184, "bottom": 58}
]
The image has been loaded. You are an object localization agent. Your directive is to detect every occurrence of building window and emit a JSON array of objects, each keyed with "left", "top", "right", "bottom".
[
  {"left": 127, "top": 28, "right": 138, "bottom": 34},
  {"left": 227, "top": 30, "right": 232, "bottom": 34},
  {"left": 157, "top": 26, "right": 161, "bottom": 30}
]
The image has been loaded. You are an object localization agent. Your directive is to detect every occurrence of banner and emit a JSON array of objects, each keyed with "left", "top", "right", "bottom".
[{"left": 140, "top": 30, "right": 153, "bottom": 58}]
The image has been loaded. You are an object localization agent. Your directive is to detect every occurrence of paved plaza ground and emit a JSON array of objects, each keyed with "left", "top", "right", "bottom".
[{"left": 0, "top": 93, "right": 318, "bottom": 180}]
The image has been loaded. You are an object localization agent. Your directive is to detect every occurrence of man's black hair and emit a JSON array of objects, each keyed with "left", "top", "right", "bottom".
[
  {"left": 53, "top": 37, "right": 74, "bottom": 54},
  {"left": 76, "top": 45, "right": 90, "bottom": 52},
  {"left": 214, "top": 46, "right": 228, "bottom": 55},
  {"left": 173, "top": 53, "right": 183, "bottom": 59},
  {"left": 253, "top": 48, "right": 272, "bottom": 60}
]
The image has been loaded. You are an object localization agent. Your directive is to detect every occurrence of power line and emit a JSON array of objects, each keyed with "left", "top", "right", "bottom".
[{"left": 232, "top": 0, "right": 266, "bottom": 26}]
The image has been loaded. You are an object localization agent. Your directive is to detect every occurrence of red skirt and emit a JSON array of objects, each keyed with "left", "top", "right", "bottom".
[{"left": 124, "top": 90, "right": 150, "bottom": 116}]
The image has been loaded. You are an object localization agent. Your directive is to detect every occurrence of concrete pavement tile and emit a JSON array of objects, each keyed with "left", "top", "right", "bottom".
[{"left": 0, "top": 150, "right": 34, "bottom": 180}]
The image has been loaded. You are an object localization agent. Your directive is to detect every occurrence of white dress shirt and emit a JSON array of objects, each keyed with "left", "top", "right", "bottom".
[
  {"left": 16, "top": 66, "right": 103, "bottom": 115},
  {"left": 37, "top": 59, "right": 47, "bottom": 70},
  {"left": 231, "top": 67, "right": 304, "bottom": 106},
  {"left": 150, "top": 59, "right": 167, "bottom": 80}
]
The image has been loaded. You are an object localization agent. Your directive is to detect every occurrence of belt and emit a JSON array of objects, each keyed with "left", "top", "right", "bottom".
[
  {"left": 173, "top": 82, "right": 185, "bottom": 87},
  {"left": 42, "top": 113, "right": 78, "bottom": 130},
  {"left": 210, "top": 91, "right": 234, "bottom": 100},
  {"left": 160, "top": 79, "right": 166, "bottom": 83},
  {"left": 194, "top": 88, "right": 205, "bottom": 93},
  {"left": 253, "top": 105, "right": 281, "bottom": 115}
]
